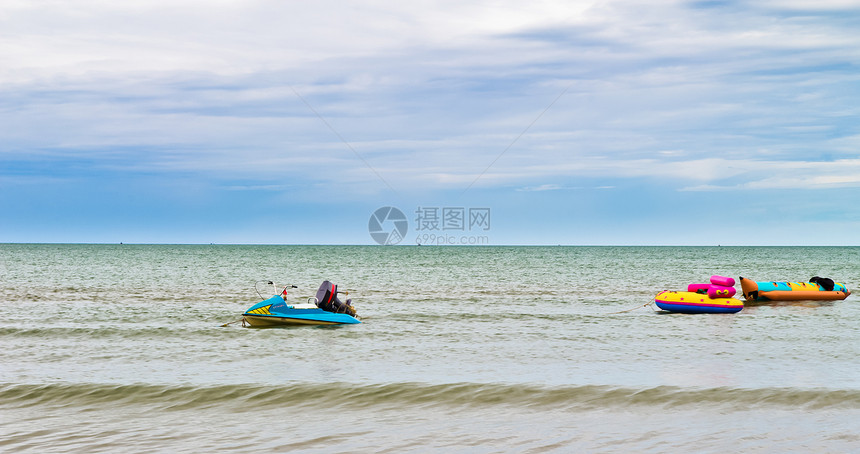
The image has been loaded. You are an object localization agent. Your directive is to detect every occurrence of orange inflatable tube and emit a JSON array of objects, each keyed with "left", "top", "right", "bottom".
[{"left": 740, "top": 277, "right": 850, "bottom": 302}]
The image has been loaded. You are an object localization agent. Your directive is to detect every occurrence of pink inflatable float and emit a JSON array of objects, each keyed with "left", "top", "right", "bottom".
[
  {"left": 710, "top": 275, "right": 735, "bottom": 287},
  {"left": 689, "top": 276, "right": 736, "bottom": 297}
]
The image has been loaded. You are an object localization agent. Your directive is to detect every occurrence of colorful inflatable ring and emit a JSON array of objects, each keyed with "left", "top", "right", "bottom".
[{"left": 655, "top": 290, "right": 743, "bottom": 314}]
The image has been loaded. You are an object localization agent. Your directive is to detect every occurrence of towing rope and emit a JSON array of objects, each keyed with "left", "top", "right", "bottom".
[
  {"left": 605, "top": 302, "right": 653, "bottom": 314},
  {"left": 220, "top": 317, "right": 244, "bottom": 327}
]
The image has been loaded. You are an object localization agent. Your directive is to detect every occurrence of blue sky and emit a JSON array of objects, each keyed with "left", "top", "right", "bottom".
[{"left": 2, "top": 0, "right": 859, "bottom": 245}]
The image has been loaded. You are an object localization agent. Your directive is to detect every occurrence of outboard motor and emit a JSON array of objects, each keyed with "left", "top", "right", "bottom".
[{"left": 315, "top": 280, "right": 357, "bottom": 316}]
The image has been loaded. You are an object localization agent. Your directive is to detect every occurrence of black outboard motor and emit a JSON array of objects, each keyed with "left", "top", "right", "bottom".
[{"left": 315, "top": 280, "right": 357, "bottom": 316}]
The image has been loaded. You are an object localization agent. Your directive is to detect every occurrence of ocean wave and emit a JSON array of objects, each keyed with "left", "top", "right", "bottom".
[
  {"left": 2, "top": 381, "right": 858, "bottom": 412},
  {"left": 0, "top": 326, "right": 230, "bottom": 339}
]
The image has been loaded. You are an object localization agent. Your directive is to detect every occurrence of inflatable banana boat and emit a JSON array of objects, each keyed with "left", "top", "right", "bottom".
[
  {"left": 739, "top": 276, "right": 850, "bottom": 302},
  {"left": 655, "top": 290, "right": 744, "bottom": 314},
  {"left": 654, "top": 275, "right": 744, "bottom": 314}
]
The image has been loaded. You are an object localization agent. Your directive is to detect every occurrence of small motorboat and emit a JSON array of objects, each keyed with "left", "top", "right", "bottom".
[
  {"left": 740, "top": 276, "right": 850, "bottom": 302},
  {"left": 242, "top": 280, "right": 361, "bottom": 326}
]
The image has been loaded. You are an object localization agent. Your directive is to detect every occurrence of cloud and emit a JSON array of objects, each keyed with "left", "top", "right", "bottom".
[
  {"left": 758, "top": 0, "right": 860, "bottom": 11},
  {"left": 3, "top": 1, "right": 860, "bottom": 208},
  {"left": 516, "top": 183, "right": 615, "bottom": 191},
  {"left": 517, "top": 184, "right": 566, "bottom": 192},
  {"left": 681, "top": 158, "right": 860, "bottom": 191}
]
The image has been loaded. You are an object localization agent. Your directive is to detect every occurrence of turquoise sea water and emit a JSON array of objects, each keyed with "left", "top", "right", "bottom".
[{"left": 1, "top": 244, "right": 859, "bottom": 452}]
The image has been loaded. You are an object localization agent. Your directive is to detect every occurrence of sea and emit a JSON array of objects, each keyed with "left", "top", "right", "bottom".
[{"left": 1, "top": 244, "right": 859, "bottom": 453}]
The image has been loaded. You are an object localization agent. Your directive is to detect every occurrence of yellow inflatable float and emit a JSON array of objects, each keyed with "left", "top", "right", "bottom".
[{"left": 654, "top": 275, "right": 743, "bottom": 314}]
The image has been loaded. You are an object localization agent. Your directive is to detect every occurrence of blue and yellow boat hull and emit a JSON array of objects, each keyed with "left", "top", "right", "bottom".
[{"left": 242, "top": 295, "right": 361, "bottom": 326}]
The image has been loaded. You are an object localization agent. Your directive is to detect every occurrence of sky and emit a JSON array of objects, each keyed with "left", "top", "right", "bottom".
[{"left": 1, "top": 0, "right": 859, "bottom": 245}]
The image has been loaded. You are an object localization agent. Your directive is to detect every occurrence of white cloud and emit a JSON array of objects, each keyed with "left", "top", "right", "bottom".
[
  {"left": 758, "top": 0, "right": 860, "bottom": 11},
  {"left": 517, "top": 184, "right": 565, "bottom": 192},
  {"left": 2, "top": 0, "right": 860, "bottom": 195},
  {"left": 681, "top": 159, "right": 860, "bottom": 191}
]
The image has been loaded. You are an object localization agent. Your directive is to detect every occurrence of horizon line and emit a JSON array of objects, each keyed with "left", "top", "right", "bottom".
[{"left": 2, "top": 242, "right": 858, "bottom": 247}]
